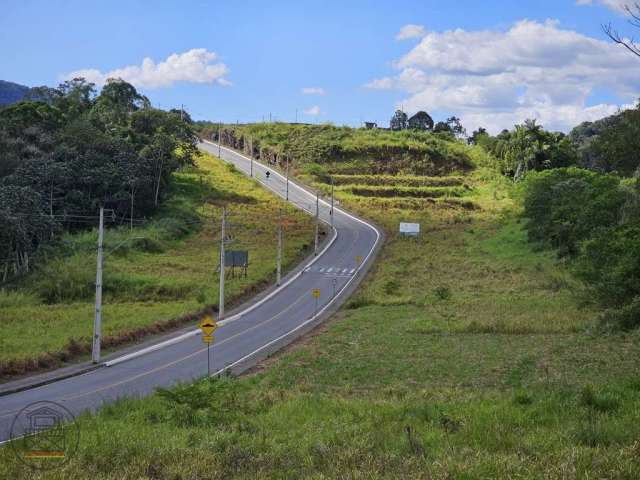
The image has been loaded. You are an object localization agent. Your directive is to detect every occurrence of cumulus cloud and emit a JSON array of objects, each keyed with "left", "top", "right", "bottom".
[
  {"left": 576, "top": 0, "right": 629, "bottom": 13},
  {"left": 65, "top": 48, "right": 230, "bottom": 88},
  {"left": 303, "top": 105, "right": 322, "bottom": 116},
  {"left": 396, "top": 24, "right": 427, "bottom": 40},
  {"left": 301, "top": 87, "right": 325, "bottom": 95},
  {"left": 366, "top": 19, "right": 640, "bottom": 132}
]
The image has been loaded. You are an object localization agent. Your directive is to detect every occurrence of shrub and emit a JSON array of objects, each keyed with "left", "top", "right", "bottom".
[
  {"left": 599, "top": 296, "right": 640, "bottom": 331},
  {"left": 30, "top": 254, "right": 95, "bottom": 303},
  {"left": 522, "top": 168, "right": 626, "bottom": 256},
  {"left": 576, "top": 225, "right": 640, "bottom": 308}
]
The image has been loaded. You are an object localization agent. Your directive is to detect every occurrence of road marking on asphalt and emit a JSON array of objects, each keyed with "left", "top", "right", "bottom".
[{"left": 0, "top": 144, "right": 381, "bottom": 426}]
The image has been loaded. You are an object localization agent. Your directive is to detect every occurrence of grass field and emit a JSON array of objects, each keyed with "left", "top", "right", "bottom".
[
  {"left": 2, "top": 156, "right": 639, "bottom": 478},
  {"left": 0, "top": 152, "right": 315, "bottom": 377}
]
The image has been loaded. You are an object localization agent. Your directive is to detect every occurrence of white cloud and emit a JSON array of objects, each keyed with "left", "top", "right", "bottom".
[
  {"left": 367, "top": 19, "right": 640, "bottom": 132},
  {"left": 364, "top": 77, "right": 394, "bottom": 90},
  {"left": 396, "top": 24, "right": 427, "bottom": 40},
  {"left": 65, "top": 48, "right": 230, "bottom": 88},
  {"left": 303, "top": 105, "right": 322, "bottom": 116},
  {"left": 576, "top": 0, "right": 629, "bottom": 13},
  {"left": 301, "top": 87, "right": 325, "bottom": 95}
]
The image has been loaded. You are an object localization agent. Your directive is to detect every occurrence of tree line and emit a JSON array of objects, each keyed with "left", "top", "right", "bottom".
[
  {"left": 0, "top": 78, "right": 198, "bottom": 281},
  {"left": 465, "top": 104, "right": 640, "bottom": 330}
]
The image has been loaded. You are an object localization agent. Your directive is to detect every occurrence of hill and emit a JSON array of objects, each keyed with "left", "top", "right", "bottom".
[
  {"left": 0, "top": 80, "right": 31, "bottom": 105},
  {"left": 197, "top": 122, "right": 481, "bottom": 176},
  {"left": 3, "top": 129, "right": 637, "bottom": 478}
]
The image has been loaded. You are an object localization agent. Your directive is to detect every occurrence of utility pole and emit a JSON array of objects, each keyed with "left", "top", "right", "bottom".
[
  {"left": 295, "top": 109, "right": 298, "bottom": 123},
  {"left": 180, "top": 104, "right": 185, "bottom": 121},
  {"left": 330, "top": 177, "right": 334, "bottom": 228},
  {"left": 250, "top": 138, "right": 254, "bottom": 177},
  {"left": 285, "top": 157, "right": 290, "bottom": 201},
  {"left": 314, "top": 192, "right": 319, "bottom": 255},
  {"left": 217, "top": 122, "right": 222, "bottom": 158},
  {"left": 92, "top": 207, "right": 104, "bottom": 364},
  {"left": 219, "top": 207, "right": 226, "bottom": 320},
  {"left": 276, "top": 209, "right": 283, "bottom": 286}
]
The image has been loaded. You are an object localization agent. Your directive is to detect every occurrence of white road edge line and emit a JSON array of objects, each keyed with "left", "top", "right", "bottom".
[
  {"left": 0, "top": 143, "right": 381, "bottom": 446},
  {"left": 104, "top": 140, "right": 363, "bottom": 368}
]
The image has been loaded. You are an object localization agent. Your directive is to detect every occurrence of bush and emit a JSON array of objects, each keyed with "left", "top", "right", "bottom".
[
  {"left": 30, "top": 254, "right": 95, "bottom": 303},
  {"left": 576, "top": 225, "right": 640, "bottom": 308},
  {"left": 599, "top": 297, "right": 640, "bottom": 331},
  {"left": 522, "top": 168, "right": 626, "bottom": 256}
]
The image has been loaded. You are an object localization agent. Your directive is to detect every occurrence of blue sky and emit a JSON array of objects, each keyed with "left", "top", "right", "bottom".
[{"left": 1, "top": 0, "right": 638, "bottom": 132}]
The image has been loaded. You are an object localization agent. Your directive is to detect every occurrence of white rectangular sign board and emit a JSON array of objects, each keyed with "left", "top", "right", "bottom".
[{"left": 399, "top": 222, "right": 420, "bottom": 236}]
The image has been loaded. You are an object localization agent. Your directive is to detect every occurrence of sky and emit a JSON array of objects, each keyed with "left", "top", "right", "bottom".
[{"left": 1, "top": 0, "right": 639, "bottom": 133}]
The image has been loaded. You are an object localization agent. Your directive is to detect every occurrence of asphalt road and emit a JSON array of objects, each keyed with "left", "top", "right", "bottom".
[{"left": 0, "top": 142, "right": 380, "bottom": 444}]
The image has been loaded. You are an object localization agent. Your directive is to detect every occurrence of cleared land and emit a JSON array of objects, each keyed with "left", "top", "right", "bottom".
[{"left": 0, "top": 152, "right": 315, "bottom": 377}]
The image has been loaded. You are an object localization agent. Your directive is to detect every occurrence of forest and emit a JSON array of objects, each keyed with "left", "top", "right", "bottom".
[{"left": 0, "top": 78, "right": 198, "bottom": 281}]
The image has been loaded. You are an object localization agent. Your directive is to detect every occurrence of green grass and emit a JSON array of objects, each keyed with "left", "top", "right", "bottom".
[
  {"left": 0, "top": 152, "right": 315, "bottom": 372},
  {"left": 2, "top": 149, "right": 639, "bottom": 478}
]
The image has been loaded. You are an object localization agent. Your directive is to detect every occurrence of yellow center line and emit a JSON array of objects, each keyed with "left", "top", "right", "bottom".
[{"left": 59, "top": 292, "right": 310, "bottom": 402}]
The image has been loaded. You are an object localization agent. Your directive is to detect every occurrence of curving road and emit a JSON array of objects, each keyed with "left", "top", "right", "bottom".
[{"left": 0, "top": 142, "right": 380, "bottom": 444}]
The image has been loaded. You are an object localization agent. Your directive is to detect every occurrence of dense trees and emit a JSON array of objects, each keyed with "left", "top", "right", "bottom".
[
  {"left": 478, "top": 120, "right": 577, "bottom": 179},
  {"left": 522, "top": 168, "right": 640, "bottom": 329},
  {"left": 0, "top": 78, "right": 197, "bottom": 280}
]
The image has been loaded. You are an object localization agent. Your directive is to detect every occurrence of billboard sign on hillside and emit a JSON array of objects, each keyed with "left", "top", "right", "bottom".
[{"left": 399, "top": 222, "right": 420, "bottom": 237}]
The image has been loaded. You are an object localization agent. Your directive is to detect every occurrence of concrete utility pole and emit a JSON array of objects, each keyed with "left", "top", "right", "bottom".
[
  {"left": 276, "top": 209, "right": 283, "bottom": 286},
  {"left": 92, "top": 207, "right": 104, "bottom": 364},
  {"left": 219, "top": 207, "right": 226, "bottom": 320},
  {"left": 330, "top": 177, "right": 335, "bottom": 228},
  {"left": 250, "top": 138, "right": 254, "bottom": 177},
  {"left": 217, "top": 122, "right": 222, "bottom": 158},
  {"left": 285, "top": 157, "right": 290, "bottom": 201},
  {"left": 314, "top": 192, "right": 319, "bottom": 255}
]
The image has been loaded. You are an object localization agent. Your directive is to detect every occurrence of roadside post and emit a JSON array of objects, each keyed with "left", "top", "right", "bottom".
[{"left": 199, "top": 316, "right": 218, "bottom": 376}]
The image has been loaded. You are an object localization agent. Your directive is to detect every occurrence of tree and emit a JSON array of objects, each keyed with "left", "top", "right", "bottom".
[
  {"left": 390, "top": 110, "right": 408, "bottom": 130},
  {"left": 468, "top": 127, "right": 488, "bottom": 145},
  {"left": 170, "top": 108, "right": 193, "bottom": 124},
  {"left": 603, "top": 4, "right": 640, "bottom": 57},
  {"left": 91, "top": 78, "right": 150, "bottom": 128},
  {"left": 434, "top": 116, "right": 466, "bottom": 139},
  {"left": 407, "top": 111, "right": 434, "bottom": 131}
]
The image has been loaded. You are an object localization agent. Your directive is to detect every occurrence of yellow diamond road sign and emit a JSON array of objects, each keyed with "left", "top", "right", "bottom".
[
  {"left": 199, "top": 316, "right": 218, "bottom": 337},
  {"left": 312, "top": 288, "right": 321, "bottom": 298}
]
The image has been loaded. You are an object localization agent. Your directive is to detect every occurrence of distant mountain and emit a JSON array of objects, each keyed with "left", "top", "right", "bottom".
[{"left": 0, "top": 80, "right": 31, "bottom": 106}]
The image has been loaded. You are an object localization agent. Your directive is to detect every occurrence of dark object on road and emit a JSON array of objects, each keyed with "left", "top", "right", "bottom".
[{"left": 266, "top": 171, "right": 271, "bottom": 179}]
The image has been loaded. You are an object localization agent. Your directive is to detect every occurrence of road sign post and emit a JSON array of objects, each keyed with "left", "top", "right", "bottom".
[
  {"left": 312, "top": 288, "right": 320, "bottom": 318},
  {"left": 199, "top": 316, "right": 218, "bottom": 376}
]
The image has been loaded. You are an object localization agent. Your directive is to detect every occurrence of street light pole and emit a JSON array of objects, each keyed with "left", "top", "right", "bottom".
[
  {"left": 219, "top": 207, "right": 226, "bottom": 320},
  {"left": 286, "top": 157, "right": 290, "bottom": 201},
  {"left": 314, "top": 192, "right": 319, "bottom": 256},
  {"left": 330, "top": 177, "right": 334, "bottom": 228},
  {"left": 276, "top": 209, "right": 283, "bottom": 286},
  {"left": 92, "top": 207, "right": 104, "bottom": 364}
]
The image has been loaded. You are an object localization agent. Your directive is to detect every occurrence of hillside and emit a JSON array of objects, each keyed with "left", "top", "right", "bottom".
[
  {"left": 197, "top": 122, "right": 480, "bottom": 176},
  {"left": 4, "top": 127, "right": 638, "bottom": 478},
  {"left": 0, "top": 152, "right": 316, "bottom": 378},
  {"left": 0, "top": 80, "right": 31, "bottom": 105}
]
